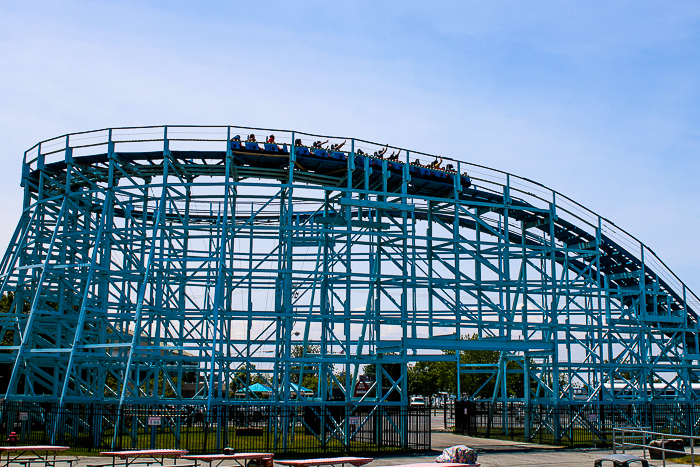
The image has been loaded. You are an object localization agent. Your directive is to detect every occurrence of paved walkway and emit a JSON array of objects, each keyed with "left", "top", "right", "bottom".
[
  {"left": 371, "top": 432, "right": 688, "bottom": 467},
  {"left": 53, "top": 432, "right": 689, "bottom": 467}
]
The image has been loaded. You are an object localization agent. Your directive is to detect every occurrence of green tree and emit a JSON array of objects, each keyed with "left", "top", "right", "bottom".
[
  {"left": 1, "top": 292, "right": 16, "bottom": 349},
  {"left": 363, "top": 362, "right": 376, "bottom": 379},
  {"left": 408, "top": 360, "right": 455, "bottom": 396},
  {"left": 290, "top": 344, "right": 320, "bottom": 393},
  {"left": 407, "top": 335, "right": 536, "bottom": 399},
  {"left": 333, "top": 369, "right": 346, "bottom": 388}
]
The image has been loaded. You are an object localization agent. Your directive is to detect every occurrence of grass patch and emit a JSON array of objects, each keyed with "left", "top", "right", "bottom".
[
  {"left": 464, "top": 427, "right": 614, "bottom": 449},
  {"left": 15, "top": 426, "right": 406, "bottom": 455},
  {"left": 669, "top": 455, "right": 699, "bottom": 465}
]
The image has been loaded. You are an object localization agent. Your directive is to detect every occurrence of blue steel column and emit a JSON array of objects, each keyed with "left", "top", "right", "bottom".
[
  {"left": 344, "top": 139, "right": 355, "bottom": 448},
  {"left": 6, "top": 199, "right": 67, "bottom": 397},
  {"left": 118, "top": 128, "right": 169, "bottom": 406},
  {"left": 208, "top": 127, "right": 233, "bottom": 409},
  {"left": 281, "top": 132, "right": 296, "bottom": 447}
]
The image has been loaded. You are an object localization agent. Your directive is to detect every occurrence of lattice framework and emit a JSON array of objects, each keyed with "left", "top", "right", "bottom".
[{"left": 0, "top": 125, "right": 698, "bottom": 445}]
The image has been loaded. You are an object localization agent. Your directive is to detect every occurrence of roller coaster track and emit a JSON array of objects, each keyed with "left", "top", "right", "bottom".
[
  {"left": 23, "top": 145, "right": 699, "bottom": 339},
  {"left": 1, "top": 125, "right": 699, "bottom": 412}
]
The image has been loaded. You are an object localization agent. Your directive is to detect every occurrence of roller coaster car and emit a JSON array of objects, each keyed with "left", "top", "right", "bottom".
[
  {"left": 234, "top": 143, "right": 290, "bottom": 169},
  {"left": 231, "top": 142, "right": 473, "bottom": 190},
  {"left": 354, "top": 154, "right": 472, "bottom": 191},
  {"left": 461, "top": 174, "right": 472, "bottom": 188},
  {"left": 387, "top": 161, "right": 404, "bottom": 173},
  {"left": 295, "top": 147, "right": 347, "bottom": 173},
  {"left": 264, "top": 143, "right": 287, "bottom": 153}
]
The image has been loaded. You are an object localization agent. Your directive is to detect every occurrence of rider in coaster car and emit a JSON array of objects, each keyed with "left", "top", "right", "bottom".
[
  {"left": 356, "top": 148, "right": 366, "bottom": 156},
  {"left": 387, "top": 150, "right": 401, "bottom": 162},
  {"left": 246, "top": 134, "right": 257, "bottom": 142},
  {"left": 373, "top": 146, "right": 388, "bottom": 159},
  {"left": 428, "top": 157, "right": 443, "bottom": 169},
  {"left": 312, "top": 140, "right": 328, "bottom": 149},
  {"left": 267, "top": 134, "right": 282, "bottom": 151},
  {"left": 445, "top": 163, "right": 454, "bottom": 172},
  {"left": 330, "top": 140, "right": 347, "bottom": 151},
  {"left": 295, "top": 139, "right": 303, "bottom": 146}
]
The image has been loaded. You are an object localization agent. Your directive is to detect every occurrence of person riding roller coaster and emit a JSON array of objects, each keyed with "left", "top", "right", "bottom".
[
  {"left": 387, "top": 150, "right": 401, "bottom": 162},
  {"left": 428, "top": 157, "right": 443, "bottom": 169},
  {"left": 373, "top": 146, "right": 388, "bottom": 159},
  {"left": 330, "top": 140, "right": 347, "bottom": 151},
  {"left": 236, "top": 134, "right": 453, "bottom": 176},
  {"left": 267, "top": 134, "right": 282, "bottom": 151}
]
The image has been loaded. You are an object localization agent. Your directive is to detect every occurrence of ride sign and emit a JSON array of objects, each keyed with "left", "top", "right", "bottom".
[{"left": 353, "top": 380, "right": 370, "bottom": 397}]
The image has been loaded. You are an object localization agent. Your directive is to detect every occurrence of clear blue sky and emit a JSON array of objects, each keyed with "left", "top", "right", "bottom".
[{"left": 1, "top": 1, "right": 699, "bottom": 289}]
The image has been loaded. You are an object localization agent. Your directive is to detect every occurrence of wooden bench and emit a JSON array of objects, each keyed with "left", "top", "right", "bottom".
[
  {"left": 14, "top": 457, "right": 78, "bottom": 467},
  {"left": 87, "top": 461, "right": 156, "bottom": 467},
  {"left": 52, "top": 458, "right": 79, "bottom": 467},
  {"left": 594, "top": 454, "right": 649, "bottom": 467},
  {"left": 8, "top": 457, "right": 41, "bottom": 467}
]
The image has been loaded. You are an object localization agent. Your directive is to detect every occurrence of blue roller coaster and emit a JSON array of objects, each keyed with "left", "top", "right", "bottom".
[{"left": 0, "top": 125, "right": 698, "bottom": 448}]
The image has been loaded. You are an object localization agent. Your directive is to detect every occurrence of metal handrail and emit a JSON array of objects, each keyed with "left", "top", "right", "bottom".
[{"left": 613, "top": 426, "right": 697, "bottom": 467}]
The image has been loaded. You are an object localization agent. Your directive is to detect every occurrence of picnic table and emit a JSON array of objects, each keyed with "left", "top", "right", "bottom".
[
  {"left": 99, "top": 450, "right": 189, "bottom": 467},
  {"left": 274, "top": 457, "right": 372, "bottom": 467},
  {"left": 182, "top": 453, "right": 273, "bottom": 467},
  {"left": 0, "top": 446, "right": 71, "bottom": 467},
  {"left": 382, "top": 464, "right": 479, "bottom": 467},
  {"left": 594, "top": 454, "right": 649, "bottom": 467}
]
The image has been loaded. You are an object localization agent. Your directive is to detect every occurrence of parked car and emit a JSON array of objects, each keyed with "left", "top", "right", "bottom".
[{"left": 410, "top": 396, "right": 427, "bottom": 406}]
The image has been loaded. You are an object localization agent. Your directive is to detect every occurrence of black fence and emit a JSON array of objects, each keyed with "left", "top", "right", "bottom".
[
  {"left": 0, "top": 402, "right": 430, "bottom": 455},
  {"left": 452, "top": 400, "right": 700, "bottom": 448},
  {"left": 443, "top": 401, "right": 455, "bottom": 430}
]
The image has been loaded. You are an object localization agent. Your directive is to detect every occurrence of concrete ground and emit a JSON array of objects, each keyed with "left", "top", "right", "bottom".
[
  {"left": 382, "top": 432, "right": 688, "bottom": 467},
  {"left": 52, "top": 432, "right": 690, "bottom": 467}
]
